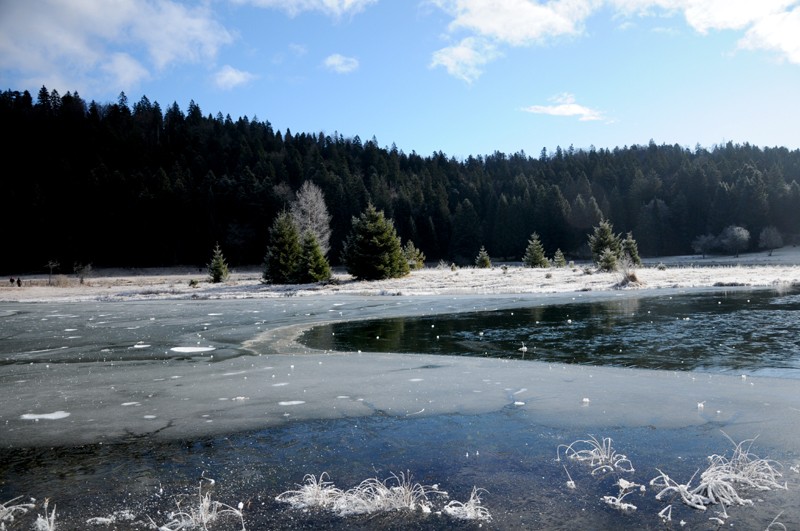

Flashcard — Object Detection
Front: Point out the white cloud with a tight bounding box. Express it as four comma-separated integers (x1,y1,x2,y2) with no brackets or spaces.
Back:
434,0,596,46
214,65,257,90
231,0,377,18
738,7,800,64
521,93,605,121
324,53,360,73
430,0,800,82
429,37,498,83
0,0,232,94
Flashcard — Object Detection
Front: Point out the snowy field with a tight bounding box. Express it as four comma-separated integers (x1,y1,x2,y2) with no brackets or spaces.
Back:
3,247,800,303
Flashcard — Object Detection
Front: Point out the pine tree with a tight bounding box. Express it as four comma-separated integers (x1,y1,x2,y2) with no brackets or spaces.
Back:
403,240,426,270
207,242,230,283
622,232,642,266
263,211,302,284
475,246,492,268
342,203,409,280
523,232,549,268
553,248,567,268
299,231,331,283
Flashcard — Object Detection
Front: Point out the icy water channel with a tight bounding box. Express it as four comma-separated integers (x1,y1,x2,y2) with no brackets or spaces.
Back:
301,286,800,379
1,288,799,530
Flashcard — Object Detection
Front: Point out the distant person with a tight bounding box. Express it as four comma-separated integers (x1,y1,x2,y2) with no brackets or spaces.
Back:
16,278,21,287
9,277,14,285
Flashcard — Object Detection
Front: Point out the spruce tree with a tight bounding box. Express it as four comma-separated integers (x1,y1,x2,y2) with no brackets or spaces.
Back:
475,246,492,268
207,242,229,283
523,232,549,268
342,203,409,280
299,231,332,283
403,240,426,270
553,248,567,268
588,219,622,264
263,211,302,284
622,231,642,266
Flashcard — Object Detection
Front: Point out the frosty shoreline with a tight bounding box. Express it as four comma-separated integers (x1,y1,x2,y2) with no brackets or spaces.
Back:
2,247,800,303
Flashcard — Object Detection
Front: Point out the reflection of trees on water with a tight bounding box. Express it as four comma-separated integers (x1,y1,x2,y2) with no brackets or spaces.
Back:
301,288,800,376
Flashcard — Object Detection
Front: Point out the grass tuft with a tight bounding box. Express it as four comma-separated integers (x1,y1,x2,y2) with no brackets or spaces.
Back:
149,479,245,531
650,432,787,515
557,435,635,475
442,487,492,522
0,496,36,527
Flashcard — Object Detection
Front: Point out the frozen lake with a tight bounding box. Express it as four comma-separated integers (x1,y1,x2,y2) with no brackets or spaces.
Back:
1,289,798,529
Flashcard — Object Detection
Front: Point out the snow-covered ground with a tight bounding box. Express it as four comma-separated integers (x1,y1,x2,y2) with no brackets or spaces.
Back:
3,247,800,303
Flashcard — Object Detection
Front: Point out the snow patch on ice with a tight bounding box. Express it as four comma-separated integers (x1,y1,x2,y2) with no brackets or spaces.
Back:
121,402,141,407
279,401,305,406
21,411,70,420
171,346,216,353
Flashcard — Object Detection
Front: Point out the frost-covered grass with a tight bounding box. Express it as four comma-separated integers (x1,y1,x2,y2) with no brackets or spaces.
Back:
556,435,635,475
148,480,245,531
442,487,492,522
276,471,490,522
33,499,56,531
0,496,35,529
650,433,787,523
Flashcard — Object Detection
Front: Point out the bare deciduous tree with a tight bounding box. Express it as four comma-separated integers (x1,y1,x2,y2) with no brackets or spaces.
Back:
290,181,332,257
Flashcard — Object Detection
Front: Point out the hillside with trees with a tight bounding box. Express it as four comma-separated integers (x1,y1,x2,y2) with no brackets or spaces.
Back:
3,87,800,275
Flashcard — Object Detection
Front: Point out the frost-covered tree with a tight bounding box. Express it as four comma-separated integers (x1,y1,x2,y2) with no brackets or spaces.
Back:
692,234,717,258
719,225,750,257
758,226,783,256
263,211,302,284
523,232,549,268
207,242,229,283
342,203,408,280
290,181,332,256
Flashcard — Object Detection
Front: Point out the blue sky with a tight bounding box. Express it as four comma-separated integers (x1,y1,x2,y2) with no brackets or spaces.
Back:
1,1,799,158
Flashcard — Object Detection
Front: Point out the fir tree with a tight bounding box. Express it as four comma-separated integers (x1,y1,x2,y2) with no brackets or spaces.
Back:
342,203,409,280
299,231,331,282
263,211,302,284
523,232,549,268
207,242,229,283
475,246,492,268
553,248,567,268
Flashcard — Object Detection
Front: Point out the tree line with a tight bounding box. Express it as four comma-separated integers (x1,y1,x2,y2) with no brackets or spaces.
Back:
3,86,800,275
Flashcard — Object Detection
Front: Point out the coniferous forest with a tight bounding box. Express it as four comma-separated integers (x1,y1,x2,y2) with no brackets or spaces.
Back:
3,87,800,275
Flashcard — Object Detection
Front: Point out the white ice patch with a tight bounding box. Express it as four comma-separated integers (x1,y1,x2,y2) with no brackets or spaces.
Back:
409,378,424,382
143,415,157,419
21,411,70,420
207,313,223,316
133,343,150,349
272,382,289,387
170,346,215,353
222,371,247,376
279,401,305,406
121,402,141,407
